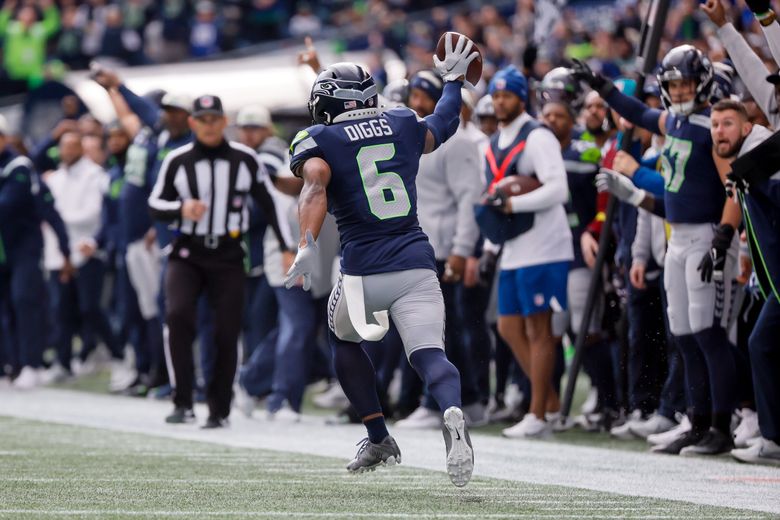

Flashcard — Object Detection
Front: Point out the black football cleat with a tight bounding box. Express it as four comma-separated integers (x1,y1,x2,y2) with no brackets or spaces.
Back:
346,436,401,473
680,428,733,456
652,430,704,455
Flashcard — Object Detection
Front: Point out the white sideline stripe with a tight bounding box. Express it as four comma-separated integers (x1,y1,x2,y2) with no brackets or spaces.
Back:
0,512,765,519
0,389,778,515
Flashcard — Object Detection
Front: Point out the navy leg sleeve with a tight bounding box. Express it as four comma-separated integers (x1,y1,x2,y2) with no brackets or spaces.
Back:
693,326,737,415
676,333,711,416
330,330,389,443
409,347,462,412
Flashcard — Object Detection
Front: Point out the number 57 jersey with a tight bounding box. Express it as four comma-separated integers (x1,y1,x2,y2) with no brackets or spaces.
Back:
290,107,436,276
661,109,725,224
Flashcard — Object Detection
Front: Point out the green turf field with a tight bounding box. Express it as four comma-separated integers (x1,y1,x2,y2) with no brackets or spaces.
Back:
0,416,770,520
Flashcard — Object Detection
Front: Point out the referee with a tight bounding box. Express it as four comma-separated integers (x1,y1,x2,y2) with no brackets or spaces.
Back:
149,94,291,428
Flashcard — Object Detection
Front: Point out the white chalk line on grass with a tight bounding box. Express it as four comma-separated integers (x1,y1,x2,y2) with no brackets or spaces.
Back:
1,389,779,515
0,511,767,519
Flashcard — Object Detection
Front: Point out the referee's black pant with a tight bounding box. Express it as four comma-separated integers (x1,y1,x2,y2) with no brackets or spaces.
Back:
165,237,245,419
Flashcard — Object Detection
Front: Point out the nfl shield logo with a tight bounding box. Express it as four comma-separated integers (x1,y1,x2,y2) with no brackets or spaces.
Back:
534,293,545,307
232,195,243,209
201,96,214,108
344,100,357,109
495,79,507,90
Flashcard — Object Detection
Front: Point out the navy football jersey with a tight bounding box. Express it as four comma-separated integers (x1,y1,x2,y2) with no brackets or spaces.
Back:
289,108,436,276
562,128,601,269
661,109,725,224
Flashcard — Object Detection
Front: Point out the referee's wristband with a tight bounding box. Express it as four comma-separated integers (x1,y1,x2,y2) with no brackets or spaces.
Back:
755,9,777,26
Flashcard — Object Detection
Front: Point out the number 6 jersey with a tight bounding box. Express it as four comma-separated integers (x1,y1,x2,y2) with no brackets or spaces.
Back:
290,107,436,276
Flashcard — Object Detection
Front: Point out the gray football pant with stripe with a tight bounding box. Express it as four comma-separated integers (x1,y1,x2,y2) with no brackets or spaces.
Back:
328,268,445,357
664,223,738,336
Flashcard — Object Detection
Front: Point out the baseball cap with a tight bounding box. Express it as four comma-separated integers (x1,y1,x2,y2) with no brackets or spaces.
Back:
161,92,193,112
0,114,8,136
192,94,224,117
409,70,444,102
488,65,528,103
236,105,271,128
766,72,780,85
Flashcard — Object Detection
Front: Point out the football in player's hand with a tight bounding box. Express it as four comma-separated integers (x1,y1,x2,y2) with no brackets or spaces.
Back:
435,31,483,87
495,175,542,197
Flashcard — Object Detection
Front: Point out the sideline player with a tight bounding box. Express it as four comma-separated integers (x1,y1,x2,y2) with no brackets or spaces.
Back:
573,45,740,455
285,34,477,487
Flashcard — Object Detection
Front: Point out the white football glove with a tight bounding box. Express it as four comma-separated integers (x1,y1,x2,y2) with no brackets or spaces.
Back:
433,33,480,87
284,230,318,291
596,168,646,207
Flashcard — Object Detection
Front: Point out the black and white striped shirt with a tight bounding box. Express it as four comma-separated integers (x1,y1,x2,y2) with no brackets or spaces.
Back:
148,139,291,250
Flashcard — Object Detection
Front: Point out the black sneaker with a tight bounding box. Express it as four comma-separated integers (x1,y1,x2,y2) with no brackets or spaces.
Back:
346,436,401,473
201,416,229,429
680,428,733,456
165,407,195,424
652,430,704,455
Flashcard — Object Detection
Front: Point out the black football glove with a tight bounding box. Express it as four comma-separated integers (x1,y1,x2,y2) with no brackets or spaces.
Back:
745,0,772,14
570,59,615,97
697,224,735,283
478,250,498,287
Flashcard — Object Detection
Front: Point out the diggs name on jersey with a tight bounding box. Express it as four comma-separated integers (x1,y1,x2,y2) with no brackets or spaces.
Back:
343,119,394,142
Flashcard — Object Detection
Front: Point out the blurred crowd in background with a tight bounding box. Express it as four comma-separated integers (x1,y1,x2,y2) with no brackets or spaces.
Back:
2,0,779,96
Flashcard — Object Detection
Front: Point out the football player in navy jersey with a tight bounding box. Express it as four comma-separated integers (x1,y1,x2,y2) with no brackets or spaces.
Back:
573,45,741,455
285,34,477,487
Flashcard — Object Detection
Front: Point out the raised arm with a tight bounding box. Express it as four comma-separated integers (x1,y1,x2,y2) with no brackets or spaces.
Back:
423,32,478,153
108,88,142,138
744,0,780,67
92,67,161,131
571,59,666,135
40,0,60,38
703,0,779,126
118,84,161,130
422,80,463,154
